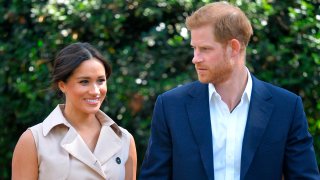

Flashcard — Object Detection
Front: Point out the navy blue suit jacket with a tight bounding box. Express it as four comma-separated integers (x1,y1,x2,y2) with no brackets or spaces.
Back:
140,76,319,180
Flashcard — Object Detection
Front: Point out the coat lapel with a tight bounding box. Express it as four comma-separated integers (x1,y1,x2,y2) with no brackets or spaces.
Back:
186,82,214,180
61,127,107,178
94,126,122,165
240,76,274,179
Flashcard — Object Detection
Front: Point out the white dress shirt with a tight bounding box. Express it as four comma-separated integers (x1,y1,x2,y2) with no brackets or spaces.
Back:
209,70,252,180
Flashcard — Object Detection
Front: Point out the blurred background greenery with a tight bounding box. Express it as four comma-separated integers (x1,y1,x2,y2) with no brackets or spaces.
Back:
0,0,319,178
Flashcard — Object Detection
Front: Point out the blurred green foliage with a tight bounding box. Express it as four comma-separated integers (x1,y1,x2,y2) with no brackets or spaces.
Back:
0,0,319,178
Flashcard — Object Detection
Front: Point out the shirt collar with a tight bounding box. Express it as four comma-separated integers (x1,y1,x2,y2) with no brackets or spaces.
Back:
208,68,252,102
42,104,119,136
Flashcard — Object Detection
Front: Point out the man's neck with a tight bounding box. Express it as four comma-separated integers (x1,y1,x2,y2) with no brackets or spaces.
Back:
215,67,248,112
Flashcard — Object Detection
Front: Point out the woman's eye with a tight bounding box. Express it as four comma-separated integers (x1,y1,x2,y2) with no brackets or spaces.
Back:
80,80,89,85
97,79,106,84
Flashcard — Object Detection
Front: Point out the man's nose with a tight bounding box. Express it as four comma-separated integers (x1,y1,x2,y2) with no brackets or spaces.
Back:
192,50,203,64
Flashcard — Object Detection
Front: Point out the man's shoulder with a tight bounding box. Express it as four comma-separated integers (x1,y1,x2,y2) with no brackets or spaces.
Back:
161,81,206,98
163,80,203,94
253,75,299,99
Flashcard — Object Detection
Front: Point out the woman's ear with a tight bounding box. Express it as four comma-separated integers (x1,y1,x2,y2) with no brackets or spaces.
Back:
58,81,66,94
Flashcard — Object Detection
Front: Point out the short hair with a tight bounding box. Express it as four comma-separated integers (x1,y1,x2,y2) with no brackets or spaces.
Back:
186,1,253,48
52,42,112,90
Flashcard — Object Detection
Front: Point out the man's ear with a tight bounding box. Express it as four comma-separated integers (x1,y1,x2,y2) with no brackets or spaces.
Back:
229,39,241,57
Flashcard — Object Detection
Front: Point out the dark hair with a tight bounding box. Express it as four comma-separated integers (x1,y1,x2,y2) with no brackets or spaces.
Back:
52,42,112,91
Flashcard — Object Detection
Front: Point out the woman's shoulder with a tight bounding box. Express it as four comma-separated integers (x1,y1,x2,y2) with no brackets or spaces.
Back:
28,122,44,138
119,126,133,141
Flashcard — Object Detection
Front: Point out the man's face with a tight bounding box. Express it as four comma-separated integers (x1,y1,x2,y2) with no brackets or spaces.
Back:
190,25,233,85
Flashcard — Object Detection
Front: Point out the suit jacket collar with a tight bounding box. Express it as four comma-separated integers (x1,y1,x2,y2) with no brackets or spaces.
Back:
240,75,274,179
186,81,214,180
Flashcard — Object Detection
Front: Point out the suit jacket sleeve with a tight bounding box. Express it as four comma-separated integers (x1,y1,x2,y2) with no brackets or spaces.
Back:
283,96,320,179
140,95,172,180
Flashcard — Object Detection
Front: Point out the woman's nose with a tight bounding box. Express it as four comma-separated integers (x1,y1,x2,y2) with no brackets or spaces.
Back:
89,84,100,95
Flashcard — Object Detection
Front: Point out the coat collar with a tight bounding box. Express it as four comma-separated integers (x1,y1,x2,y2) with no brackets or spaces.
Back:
42,104,121,137
42,104,71,136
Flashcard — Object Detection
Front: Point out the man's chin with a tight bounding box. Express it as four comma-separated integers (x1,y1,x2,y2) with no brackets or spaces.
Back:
198,77,210,84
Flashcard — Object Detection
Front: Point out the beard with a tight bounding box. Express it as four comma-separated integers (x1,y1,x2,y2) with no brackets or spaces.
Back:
196,52,233,85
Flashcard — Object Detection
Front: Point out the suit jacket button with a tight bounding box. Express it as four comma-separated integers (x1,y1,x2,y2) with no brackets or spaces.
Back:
116,157,121,164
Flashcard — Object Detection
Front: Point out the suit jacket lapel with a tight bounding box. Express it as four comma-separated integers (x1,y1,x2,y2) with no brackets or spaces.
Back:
186,82,214,180
240,76,274,180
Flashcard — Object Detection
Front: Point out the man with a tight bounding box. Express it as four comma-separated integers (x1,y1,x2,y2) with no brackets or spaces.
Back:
140,2,319,180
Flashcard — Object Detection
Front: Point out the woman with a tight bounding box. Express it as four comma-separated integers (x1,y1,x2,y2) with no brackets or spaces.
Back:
12,42,137,180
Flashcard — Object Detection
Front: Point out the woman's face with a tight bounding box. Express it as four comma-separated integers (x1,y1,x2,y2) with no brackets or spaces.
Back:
58,58,107,117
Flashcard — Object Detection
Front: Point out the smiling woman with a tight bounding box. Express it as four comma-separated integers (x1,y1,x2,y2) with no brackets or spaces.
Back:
11,42,137,180
58,58,108,120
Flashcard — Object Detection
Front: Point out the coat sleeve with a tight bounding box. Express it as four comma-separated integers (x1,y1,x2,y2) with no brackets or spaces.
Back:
139,95,172,180
283,96,320,179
